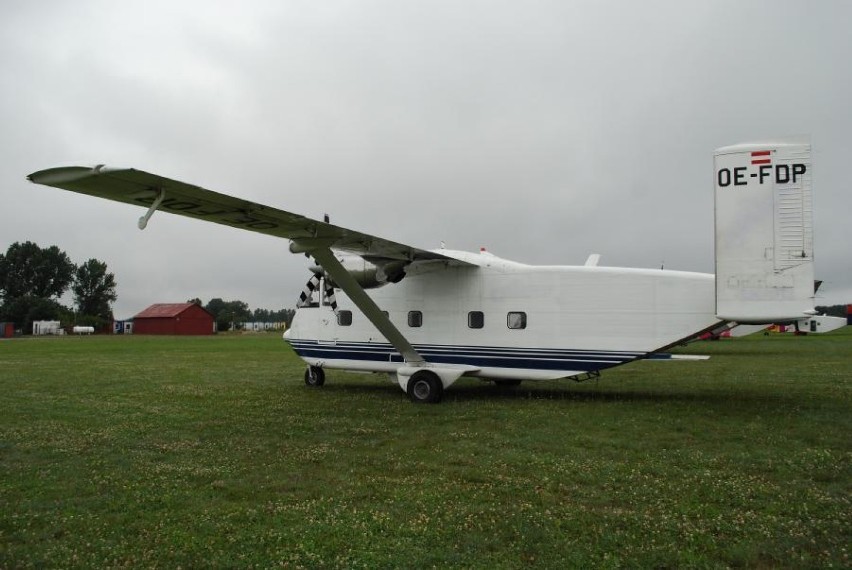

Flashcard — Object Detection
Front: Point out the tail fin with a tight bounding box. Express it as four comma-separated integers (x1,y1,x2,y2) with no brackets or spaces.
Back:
714,139,815,323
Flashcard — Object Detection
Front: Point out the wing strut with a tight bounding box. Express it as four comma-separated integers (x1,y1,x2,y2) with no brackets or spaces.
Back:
137,188,165,230
309,247,425,365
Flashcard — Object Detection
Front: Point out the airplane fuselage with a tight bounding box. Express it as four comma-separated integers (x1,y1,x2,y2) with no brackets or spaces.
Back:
286,250,719,381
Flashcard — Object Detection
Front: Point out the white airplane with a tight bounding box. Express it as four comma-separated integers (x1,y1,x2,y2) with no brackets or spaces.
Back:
28,139,819,403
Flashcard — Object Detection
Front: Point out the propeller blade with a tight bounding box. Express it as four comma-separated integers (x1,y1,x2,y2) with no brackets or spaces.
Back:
324,280,338,312
297,271,322,308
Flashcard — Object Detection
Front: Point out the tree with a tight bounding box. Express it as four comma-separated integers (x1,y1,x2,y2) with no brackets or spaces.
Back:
204,298,250,331
1,295,72,332
218,300,251,331
252,307,271,322
282,308,295,326
0,242,75,332
72,259,117,321
0,241,74,302
205,298,226,326
187,297,203,306
815,305,848,318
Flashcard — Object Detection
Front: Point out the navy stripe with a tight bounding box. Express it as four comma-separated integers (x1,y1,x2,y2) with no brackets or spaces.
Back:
288,340,643,358
287,340,643,372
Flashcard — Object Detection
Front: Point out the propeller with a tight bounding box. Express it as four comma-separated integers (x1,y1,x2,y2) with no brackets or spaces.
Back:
296,271,322,308
323,278,338,312
295,213,338,312
296,267,338,312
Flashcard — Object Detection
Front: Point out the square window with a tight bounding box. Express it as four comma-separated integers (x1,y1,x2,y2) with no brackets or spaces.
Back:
468,311,484,329
507,312,527,330
408,310,423,327
337,310,353,326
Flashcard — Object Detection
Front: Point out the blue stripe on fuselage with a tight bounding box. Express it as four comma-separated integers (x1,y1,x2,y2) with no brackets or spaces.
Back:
286,340,643,372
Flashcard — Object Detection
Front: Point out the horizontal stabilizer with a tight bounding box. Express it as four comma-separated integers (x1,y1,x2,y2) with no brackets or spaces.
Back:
794,315,846,334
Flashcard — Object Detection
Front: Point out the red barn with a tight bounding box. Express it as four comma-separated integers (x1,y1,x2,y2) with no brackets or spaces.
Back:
133,303,215,335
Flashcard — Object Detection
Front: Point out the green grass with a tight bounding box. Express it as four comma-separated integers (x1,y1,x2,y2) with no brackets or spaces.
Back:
1,330,850,568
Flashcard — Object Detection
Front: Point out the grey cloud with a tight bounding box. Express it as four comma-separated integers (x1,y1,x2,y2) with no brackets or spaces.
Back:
2,0,850,317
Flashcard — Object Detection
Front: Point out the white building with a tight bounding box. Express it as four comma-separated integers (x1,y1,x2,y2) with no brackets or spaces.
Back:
241,322,285,332
32,320,62,335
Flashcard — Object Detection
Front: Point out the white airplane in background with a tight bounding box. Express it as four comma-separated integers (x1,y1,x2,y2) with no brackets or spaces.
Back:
28,139,821,403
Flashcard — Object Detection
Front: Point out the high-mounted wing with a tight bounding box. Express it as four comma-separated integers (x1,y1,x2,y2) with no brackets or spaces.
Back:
27,165,468,266
28,164,481,366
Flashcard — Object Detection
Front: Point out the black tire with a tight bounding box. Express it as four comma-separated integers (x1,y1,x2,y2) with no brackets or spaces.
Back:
494,379,522,387
304,366,325,387
406,370,443,404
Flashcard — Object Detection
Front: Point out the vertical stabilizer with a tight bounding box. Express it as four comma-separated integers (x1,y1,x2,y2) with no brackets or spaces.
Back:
714,139,815,323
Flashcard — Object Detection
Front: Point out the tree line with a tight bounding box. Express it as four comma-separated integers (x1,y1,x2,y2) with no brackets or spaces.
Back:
815,305,850,318
0,242,297,334
187,298,295,332
0,241,117,333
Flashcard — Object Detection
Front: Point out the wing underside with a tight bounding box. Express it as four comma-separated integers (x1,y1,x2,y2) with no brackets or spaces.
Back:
27,165,469,266
28,164,472,366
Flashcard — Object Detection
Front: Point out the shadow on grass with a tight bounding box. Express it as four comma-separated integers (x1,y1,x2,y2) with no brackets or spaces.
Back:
448,384,802,409
305,377,802,409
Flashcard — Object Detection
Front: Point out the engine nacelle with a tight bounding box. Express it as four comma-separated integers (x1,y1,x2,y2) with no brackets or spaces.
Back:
312,256,407,290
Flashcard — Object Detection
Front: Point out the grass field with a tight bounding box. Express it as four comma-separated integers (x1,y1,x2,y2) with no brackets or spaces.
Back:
1,329,849,568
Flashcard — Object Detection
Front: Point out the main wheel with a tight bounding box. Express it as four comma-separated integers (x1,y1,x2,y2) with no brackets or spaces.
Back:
304,366,325,387
406,370,443,404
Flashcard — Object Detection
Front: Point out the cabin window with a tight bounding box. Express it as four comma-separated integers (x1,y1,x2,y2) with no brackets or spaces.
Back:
408,310,423,327
337,310,353,326
468,311,484,329
507,312,527,330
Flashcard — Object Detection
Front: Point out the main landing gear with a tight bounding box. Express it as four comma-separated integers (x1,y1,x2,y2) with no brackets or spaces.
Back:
304,365,459,404
406,370,444,404
304,365,325,387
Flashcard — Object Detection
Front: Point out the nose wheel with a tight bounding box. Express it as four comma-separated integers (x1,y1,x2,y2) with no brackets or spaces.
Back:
304,366,325,387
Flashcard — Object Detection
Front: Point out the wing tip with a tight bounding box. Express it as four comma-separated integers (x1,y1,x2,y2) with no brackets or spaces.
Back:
28,165,102,186
27,164,135,186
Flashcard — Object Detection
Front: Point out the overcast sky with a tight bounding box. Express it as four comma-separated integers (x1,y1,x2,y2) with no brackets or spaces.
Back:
2,0,850,318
